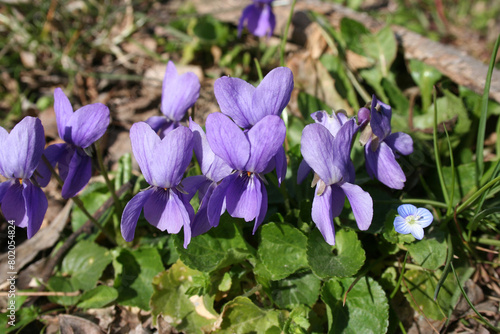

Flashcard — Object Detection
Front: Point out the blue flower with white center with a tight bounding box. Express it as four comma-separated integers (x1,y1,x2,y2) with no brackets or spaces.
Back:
394,204,433,240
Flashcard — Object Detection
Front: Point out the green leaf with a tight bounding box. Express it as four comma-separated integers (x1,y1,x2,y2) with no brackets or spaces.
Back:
71,182,112,231
151,260,218,333
113,246,164,310
402,269,455,320
77,286,118,309
270,271,321,309
218,296,282,334
47,276,80,306
297,91,331,120
174,215,254,273
307,228,365,278
321,276,389,334
320,54,359,110
407,231,447,270
258,223,308,280
414,90,471,138
285,305,312,333
408,60,442,112
61,240,113,291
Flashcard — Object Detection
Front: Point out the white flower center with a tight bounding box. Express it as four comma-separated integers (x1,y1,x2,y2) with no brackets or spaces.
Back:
405,215,420,225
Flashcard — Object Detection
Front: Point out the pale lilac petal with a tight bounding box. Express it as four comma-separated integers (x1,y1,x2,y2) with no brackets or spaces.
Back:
340,182,373,230
207,173,237,227
365,141,406,189
189,118,232,181
246,115,286,173
1,182,27,228
297,159,311,184
144,188,192,236
206,113,250,170
311,110,344,137
274,146,287,185
416,208,433,228
226,173,262,222
145,116,169,133
397,204,417,218
151,126,193,188
370,96,392,141
61,150,92,198
385,132,413,156
36,143,68,187
409,224,424,240
394,216,411,234
214,77,254,129
301,123,342,185
331,119,357,178
23,182,48,238
121,188,154,242
250,67,293,125
311,184,335,245
0,117,45,180
66,103,110,148
161,61,200,122
54,88,74,139
130,122,161,185
253,180,268,233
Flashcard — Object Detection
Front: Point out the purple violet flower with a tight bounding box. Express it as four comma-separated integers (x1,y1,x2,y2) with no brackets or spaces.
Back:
301,117,373,245
297,110,351,184
204,113,286,232
362,96,413,189
121,122,194,248
146,61,200,137
183,118,232,237
394,204,433,240
0,117,47,238
36,88,110,199
238,0,276,38
214,67,293,183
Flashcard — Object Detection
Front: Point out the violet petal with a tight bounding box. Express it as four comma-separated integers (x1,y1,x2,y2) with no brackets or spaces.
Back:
250,67,293,125
121,188,154,242
0,117,45,180
161,61,200,122
206,113,250,170
54,88,74,140
1,182,27,228
245,115,286,173
61,150,92,199
365,141,406,189
385,132,413,156
207,173,237,227
36,143,68,187
311,184,335,245
144,188,191,235
226,173,262,222
340,182,373,231
130,122,161,185
67,103,110,148
24,181,48,238
214,77,254,129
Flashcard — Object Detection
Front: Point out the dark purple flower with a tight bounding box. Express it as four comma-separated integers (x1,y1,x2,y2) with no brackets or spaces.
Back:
238,0,276,38
121,122,194,247
0,117,47,238
214,67,293,183
37,88,110,198
301,117,373,245
204,113,286,232
146,61,200,137
362,96,413,189
183,118,232,237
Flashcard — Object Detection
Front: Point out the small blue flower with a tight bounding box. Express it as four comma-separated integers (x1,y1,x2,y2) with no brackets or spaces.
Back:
394,204,433,240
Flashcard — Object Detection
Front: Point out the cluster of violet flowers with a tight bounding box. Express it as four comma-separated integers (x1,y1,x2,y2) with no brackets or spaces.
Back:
0,60,423,247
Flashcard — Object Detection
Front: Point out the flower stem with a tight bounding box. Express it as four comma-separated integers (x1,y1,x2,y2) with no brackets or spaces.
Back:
456,174,500,214
41,155,103,232
94,142,122,213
